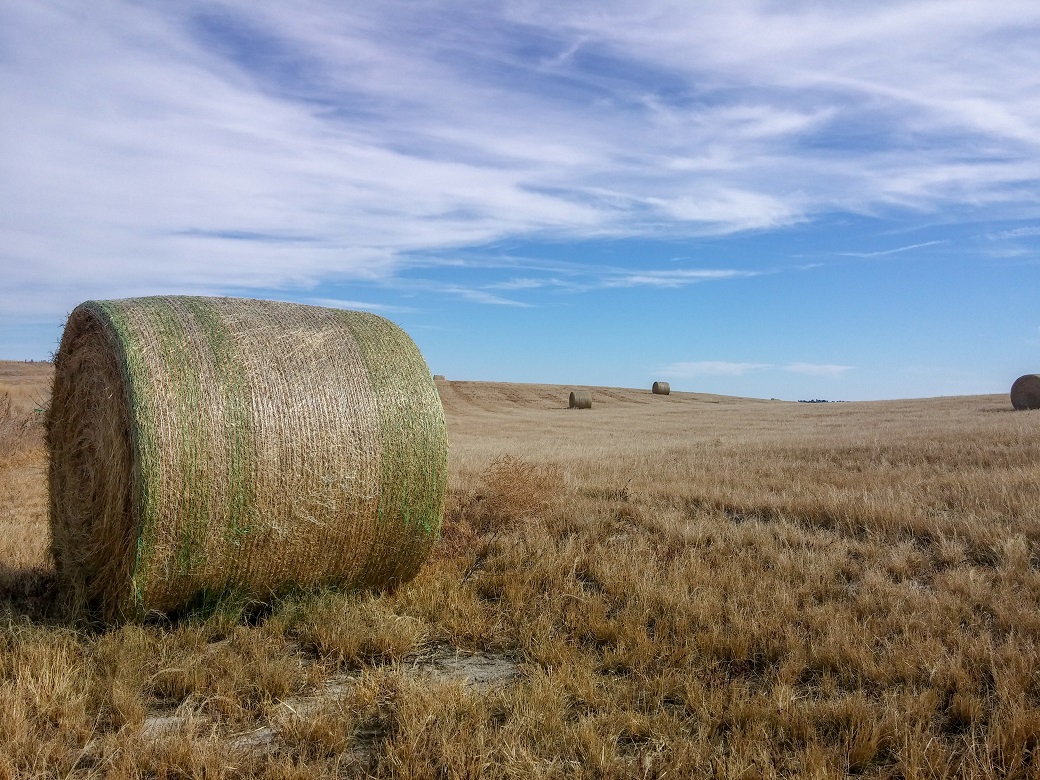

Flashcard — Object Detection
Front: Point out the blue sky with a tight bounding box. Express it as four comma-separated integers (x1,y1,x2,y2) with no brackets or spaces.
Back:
2,1,1039,400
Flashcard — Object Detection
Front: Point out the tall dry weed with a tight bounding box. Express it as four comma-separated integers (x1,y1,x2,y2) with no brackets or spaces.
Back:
0,390,38,457
468,454,563,532
437,455,563,560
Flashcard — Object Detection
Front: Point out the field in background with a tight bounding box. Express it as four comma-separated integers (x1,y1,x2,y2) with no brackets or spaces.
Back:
0,361,51,588
2,361,1039,778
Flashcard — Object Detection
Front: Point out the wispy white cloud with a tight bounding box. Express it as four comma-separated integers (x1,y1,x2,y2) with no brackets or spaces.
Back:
784,363,854,376
385,262,754,301
305,297,415,314
436,286,532,307
486,277,552,291
604,269,759,288
647,189,804,232
661,361,854,379
987,226,1040,240
2,1,1040,325
662,361,772,377
837,240,947,258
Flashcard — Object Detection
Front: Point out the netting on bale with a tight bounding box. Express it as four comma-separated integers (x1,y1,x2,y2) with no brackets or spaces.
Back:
47,296,448,622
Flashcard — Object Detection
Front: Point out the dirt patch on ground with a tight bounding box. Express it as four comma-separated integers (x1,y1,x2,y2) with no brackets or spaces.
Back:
138,644,519,756
416,645,519,687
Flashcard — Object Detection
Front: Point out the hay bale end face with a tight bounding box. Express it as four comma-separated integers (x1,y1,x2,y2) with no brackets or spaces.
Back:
47,296,447,622
1011,374,1040,410
652,381,670,395
568,390,592,409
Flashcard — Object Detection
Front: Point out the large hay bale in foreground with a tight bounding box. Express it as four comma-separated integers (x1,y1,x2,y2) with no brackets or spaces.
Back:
1011,374,1040,410
652,381,670,395
48,296,447,621
568,390,592,409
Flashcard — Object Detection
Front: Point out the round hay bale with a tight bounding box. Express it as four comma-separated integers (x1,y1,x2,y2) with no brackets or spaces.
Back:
47,296,447,622
568,390,592,409
1011,374,1040,410
652,381,670,395
433,374,445,380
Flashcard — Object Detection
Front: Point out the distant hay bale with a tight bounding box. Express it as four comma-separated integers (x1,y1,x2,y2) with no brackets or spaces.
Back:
568,390,592,409
433,374,445,380
1010,374,1040,410
652,381,670,395
47,296,447,622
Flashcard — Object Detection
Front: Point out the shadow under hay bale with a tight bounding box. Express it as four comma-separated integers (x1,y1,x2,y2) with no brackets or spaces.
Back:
651,381,670,395
1010,374,1040,410
0,565,57,622
568,390,592,409
47,296,447,623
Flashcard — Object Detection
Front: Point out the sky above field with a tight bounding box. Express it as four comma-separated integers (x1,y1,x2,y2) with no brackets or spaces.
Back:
2,1,1039,400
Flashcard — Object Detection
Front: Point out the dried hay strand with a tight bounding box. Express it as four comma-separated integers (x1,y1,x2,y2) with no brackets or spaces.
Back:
568,390,592,409
0,388,36,455
651,381,670,395
1010,374,1040,410
47,296,447,622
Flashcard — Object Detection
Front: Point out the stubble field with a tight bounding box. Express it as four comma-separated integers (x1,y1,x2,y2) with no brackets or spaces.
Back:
1,360,1039,778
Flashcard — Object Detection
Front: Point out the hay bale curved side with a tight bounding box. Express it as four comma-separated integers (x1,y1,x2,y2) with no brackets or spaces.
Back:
1011,374,1040,410
568,390,592,409
651,381,670,395
48,296,447,621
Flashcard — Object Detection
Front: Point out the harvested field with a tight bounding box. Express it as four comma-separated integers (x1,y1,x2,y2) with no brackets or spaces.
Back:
2,364,1040,778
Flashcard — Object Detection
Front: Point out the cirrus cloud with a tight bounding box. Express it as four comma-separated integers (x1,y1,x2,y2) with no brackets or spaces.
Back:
662,361,773,377
783,362,854,376
2,0,1040,366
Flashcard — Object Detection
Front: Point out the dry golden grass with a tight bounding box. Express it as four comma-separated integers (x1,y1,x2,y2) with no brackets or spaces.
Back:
2,363,1040,777
0,364,52,611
